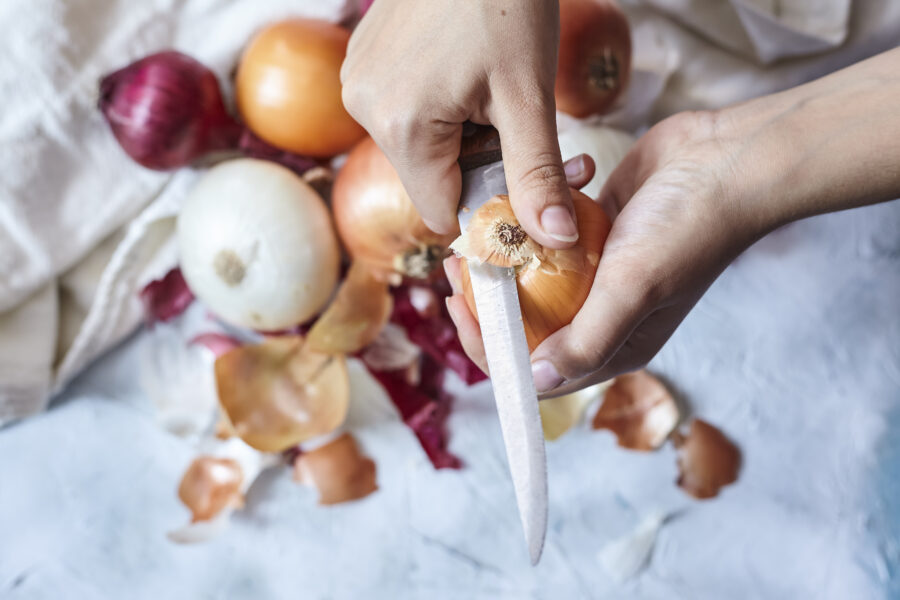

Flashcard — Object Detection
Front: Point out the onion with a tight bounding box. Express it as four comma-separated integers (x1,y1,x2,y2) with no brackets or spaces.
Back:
557,124,635,199
332,137,456,280
177,159,340,331
556,0,632,118
98,51,241,170
177,456,244,523
540,382,610,441
215,336,350,452
455,190,611,350
236,19,366,158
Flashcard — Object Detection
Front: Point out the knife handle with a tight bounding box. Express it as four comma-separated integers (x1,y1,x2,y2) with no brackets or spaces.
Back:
458,123,502,172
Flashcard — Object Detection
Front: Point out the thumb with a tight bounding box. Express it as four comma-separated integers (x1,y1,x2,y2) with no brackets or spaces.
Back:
492,96,578,249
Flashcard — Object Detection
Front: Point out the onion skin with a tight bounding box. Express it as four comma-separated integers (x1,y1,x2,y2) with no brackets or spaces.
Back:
98,51,241,170
459,189,611,350
556,0,632,118
332,137,456,279
236,19,366,158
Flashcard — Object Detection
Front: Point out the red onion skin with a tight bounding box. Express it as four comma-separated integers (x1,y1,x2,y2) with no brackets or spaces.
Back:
238,129,319,176
99,51,241,170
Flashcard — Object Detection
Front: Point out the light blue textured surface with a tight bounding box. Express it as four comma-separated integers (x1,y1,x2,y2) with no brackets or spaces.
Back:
1,201,899,599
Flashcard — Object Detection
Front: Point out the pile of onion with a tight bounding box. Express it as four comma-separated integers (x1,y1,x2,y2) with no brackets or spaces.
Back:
236,19,366,158
556,0,632,118
453,190,611,350
332,137,456,280
177,158,340,331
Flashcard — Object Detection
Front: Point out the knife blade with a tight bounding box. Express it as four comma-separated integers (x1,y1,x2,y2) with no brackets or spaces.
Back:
457,127,548,565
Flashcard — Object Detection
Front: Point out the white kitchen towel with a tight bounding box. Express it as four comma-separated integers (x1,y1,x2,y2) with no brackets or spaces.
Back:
1,0,898,425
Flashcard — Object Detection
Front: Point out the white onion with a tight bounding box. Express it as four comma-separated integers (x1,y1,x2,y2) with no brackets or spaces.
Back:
177,159,340,330
557,122,635,199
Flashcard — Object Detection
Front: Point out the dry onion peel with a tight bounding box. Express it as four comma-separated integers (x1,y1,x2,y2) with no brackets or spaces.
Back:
457,189,611,350
139,268,194,325
306,261,393,355
673,419,741,499
361,323,421,372
332,137,456,279
292,432,378,505
215,336,350,452
591,370,679,451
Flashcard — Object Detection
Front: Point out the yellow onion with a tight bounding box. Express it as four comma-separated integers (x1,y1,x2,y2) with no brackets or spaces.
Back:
215,336,349,452
306,261,393,354
332,136,456,280
456,190,611,350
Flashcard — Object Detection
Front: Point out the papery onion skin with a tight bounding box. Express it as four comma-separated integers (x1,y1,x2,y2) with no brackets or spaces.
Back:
293,433,378,504
459,189,611,350
99,51,241,170
306,261,393,354
215,336,350,453
332,137,457,279
177,159,340,331
236,19,365,158
556,0,632,118
177,456,244,522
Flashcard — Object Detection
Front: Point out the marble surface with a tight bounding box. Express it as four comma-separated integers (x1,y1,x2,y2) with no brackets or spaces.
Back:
2,200,900,599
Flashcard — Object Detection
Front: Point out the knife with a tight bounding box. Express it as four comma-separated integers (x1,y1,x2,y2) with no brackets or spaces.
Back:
457,124,548,565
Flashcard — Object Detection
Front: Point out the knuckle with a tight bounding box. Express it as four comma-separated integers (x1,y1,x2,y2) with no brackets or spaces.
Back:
515,157,568,194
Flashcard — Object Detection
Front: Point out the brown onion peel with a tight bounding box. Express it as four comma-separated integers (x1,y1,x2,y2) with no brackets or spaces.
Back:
306,261,393,354
293,433,378,504
332,137,456,279
591,370,679,451
214,336,350,452
673,419,741,499
177,456,244,522
457,189,611,350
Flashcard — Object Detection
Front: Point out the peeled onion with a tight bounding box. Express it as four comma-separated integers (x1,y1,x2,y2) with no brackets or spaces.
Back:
332,137,456,280
556,0,632,118
557,124,635,199
177,159,340,331
457,190,611,350
236,19,365,158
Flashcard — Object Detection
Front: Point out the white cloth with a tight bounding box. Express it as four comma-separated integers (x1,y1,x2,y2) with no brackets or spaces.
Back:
1,0,898,425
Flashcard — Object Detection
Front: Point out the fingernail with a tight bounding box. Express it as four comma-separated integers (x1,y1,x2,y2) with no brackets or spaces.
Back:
540,205,579,243
532,360,564,393
563,155,586,178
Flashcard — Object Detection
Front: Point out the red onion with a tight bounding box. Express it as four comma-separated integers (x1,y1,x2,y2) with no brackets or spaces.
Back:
238,129,319,176
98,51,241,170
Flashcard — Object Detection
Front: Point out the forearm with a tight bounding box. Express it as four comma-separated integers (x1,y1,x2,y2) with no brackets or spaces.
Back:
717,47,900,234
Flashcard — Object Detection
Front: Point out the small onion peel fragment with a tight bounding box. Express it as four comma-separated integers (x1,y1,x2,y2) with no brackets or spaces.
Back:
215,336,350,452
674,419,741,499
540,382,610,441
306,261,392,354
139,267,195,324
177,456,244,523
293,433,377,504
591,370,679,451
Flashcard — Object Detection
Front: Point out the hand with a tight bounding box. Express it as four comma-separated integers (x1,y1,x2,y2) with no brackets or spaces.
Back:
445,111,769,394
341,0,580,249
444,47,900,396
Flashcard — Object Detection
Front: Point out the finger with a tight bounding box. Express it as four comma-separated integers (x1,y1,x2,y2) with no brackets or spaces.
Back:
529,264,653,393
563,153,596,191
443,256,463,294
446,295,488,375
380,119,464,235
492,94,578,249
